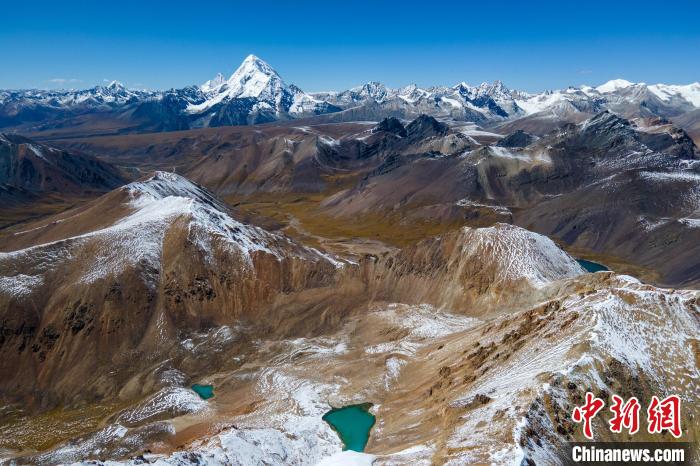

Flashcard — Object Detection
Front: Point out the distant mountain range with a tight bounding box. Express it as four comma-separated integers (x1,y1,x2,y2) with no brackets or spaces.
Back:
1,55,699,137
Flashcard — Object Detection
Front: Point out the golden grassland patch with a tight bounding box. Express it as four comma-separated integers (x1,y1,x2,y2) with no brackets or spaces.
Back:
0,400,130,452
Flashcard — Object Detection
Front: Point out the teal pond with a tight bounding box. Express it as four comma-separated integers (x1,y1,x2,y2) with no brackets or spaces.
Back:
576,259,609,273
191,384,214,400
322,403,376,452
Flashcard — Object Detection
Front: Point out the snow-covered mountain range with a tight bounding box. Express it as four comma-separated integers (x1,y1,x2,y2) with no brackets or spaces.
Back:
0,80,155,117
1,54,699,133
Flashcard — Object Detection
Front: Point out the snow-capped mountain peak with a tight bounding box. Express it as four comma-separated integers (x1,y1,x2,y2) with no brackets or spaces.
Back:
126,171,224,208
355,81,390,102
105,80,125,91
186,54,331,119
99,81,131,98
201,73,225,93
478,80,508,95
596,78,637,93
236,54,278,77
473,80,513,103
223,54,284,99
188,54,289,112
196,55,286,100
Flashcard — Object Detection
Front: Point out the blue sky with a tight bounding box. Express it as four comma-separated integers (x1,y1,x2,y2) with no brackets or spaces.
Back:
2,0,699,92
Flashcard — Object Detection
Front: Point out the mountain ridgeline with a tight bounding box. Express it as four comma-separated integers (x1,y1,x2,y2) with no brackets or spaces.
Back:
0,133,125,205
1,55,699,140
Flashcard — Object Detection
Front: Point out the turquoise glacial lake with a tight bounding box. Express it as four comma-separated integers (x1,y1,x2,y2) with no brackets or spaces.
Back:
322,403,376,452
191,384,214,400
576,259,609,273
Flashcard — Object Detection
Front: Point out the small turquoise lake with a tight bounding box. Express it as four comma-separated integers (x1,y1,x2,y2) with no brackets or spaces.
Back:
322,403,376,452
576,259,609,273
191,384,214,400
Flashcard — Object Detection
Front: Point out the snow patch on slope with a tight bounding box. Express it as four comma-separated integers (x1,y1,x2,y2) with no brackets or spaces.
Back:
0,274,43,297
446,275,699,465
364,303,480,357
515,91,570,115
317,451,376,466
639,170,700,183
487,146,551,163
461,224,584,288
648,82,700,107
0,172,289,292
120,372,345,466
115,387,209,426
